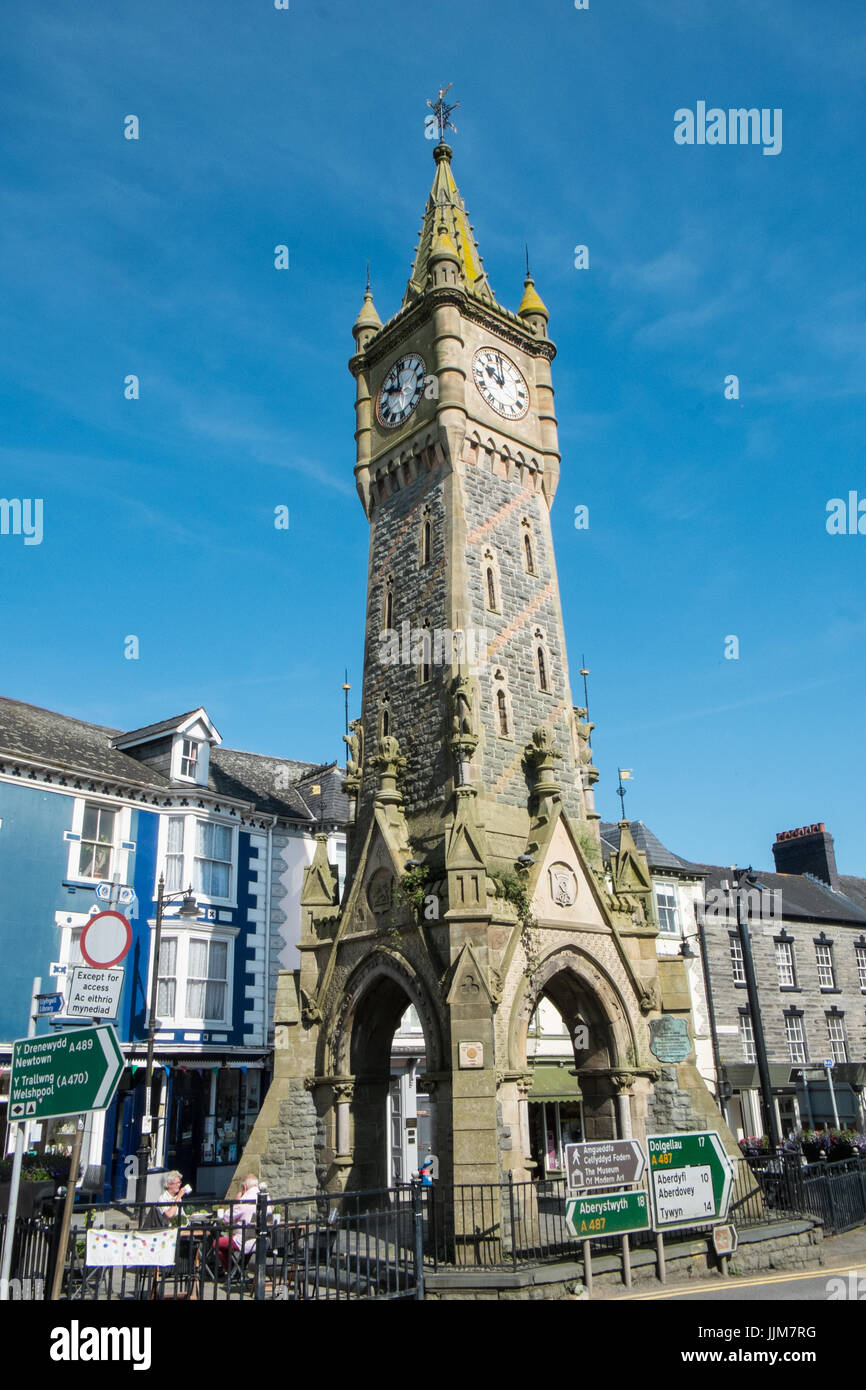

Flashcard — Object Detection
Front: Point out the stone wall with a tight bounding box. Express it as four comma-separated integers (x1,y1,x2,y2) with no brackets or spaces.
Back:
646,1064,706,1134
256,1080,324,1198
462,465,582,820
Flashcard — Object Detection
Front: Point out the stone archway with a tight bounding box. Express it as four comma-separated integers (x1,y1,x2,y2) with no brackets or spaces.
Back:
326,950,442,1192
507,946,640,1171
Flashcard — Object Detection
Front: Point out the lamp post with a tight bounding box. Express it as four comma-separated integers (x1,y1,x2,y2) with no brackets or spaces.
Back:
680,904,731,1111
733,867,781,1151
135,876,198,1206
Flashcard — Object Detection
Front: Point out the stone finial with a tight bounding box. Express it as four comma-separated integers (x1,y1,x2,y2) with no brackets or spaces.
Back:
524,726,562,797
373,734,407,808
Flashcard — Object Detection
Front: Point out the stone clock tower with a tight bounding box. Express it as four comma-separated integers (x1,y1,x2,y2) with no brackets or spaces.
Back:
240,106,736,1210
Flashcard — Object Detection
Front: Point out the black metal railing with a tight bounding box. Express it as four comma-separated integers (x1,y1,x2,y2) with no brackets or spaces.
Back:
1,1187,423,1302
5,1154,864,1295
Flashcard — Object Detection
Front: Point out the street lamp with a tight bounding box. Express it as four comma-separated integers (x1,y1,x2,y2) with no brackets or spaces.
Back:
680,918,731,1105
733,867,781,1151
135,876,198,1206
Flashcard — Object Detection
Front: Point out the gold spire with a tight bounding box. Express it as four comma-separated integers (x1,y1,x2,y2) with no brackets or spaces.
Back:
403,143,495,307
352,281,382,341
518,271,549,322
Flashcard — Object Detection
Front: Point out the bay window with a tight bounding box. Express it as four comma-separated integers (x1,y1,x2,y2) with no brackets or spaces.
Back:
160,815,235,903
154,930,233,1028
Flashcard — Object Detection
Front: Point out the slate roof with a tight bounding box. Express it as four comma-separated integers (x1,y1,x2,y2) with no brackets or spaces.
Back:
598,812,866,929
838,875,866,917
0,696,349,825
693,865,866,929
599,821,694,873
112,711,203,745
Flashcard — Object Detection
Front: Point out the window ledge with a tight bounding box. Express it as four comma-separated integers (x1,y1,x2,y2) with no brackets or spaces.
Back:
819,987,842,994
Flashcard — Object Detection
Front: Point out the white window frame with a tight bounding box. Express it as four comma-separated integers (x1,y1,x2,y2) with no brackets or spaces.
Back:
729,933,746,984
856,944,866,992
826,1013,848,1064
148,923,238,1031
775,939,796,989
740,1010,756,1064
156,813,237,907
654,882,679,935
170,731,211,786
784,1013,807,1065
815,942,836,990
65,799,132,884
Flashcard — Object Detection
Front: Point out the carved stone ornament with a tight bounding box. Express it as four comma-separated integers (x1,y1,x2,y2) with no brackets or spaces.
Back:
549,862,577,907
367,867,394,915
610,1071,637,1095
300,988,322,1027
638,983,659,1015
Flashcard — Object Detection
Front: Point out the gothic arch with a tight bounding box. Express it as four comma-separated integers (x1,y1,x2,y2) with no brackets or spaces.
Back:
507,944,638,1076
326,947,444,1080
323,948,444,1191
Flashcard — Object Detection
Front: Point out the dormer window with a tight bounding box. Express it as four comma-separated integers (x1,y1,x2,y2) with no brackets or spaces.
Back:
180,738,199,780
112,707,219,788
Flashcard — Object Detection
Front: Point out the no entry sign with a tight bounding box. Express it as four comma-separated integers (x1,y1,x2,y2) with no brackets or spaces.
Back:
80,911,132,968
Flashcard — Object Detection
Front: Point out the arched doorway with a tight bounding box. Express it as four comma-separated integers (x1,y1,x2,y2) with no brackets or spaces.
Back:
510,949,637,1177
329,954,440,1193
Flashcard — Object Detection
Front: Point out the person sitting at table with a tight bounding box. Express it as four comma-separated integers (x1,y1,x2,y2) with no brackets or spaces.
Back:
216,1172,261,1271
157,1170,191,1225
140,1169,189,1230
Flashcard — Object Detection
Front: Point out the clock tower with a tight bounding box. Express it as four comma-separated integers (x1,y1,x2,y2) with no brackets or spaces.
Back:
348,135,597,854
241,107,736,1208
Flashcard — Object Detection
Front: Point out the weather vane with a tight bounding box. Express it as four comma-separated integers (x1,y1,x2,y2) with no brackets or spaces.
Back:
427,84,459,143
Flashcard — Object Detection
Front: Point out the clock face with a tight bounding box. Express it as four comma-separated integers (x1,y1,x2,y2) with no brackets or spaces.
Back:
473,347,529,420
376,353,427,429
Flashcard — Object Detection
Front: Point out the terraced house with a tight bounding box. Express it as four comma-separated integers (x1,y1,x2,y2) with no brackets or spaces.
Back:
0,696,346,1198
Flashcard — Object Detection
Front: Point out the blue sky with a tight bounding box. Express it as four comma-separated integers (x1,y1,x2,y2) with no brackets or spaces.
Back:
1,1,864,874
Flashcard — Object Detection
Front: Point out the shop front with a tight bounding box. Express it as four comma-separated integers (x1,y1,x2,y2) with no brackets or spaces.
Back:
528,1063,584,1178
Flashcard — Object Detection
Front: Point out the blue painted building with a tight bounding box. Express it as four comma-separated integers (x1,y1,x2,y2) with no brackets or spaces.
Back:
0,697,346,1199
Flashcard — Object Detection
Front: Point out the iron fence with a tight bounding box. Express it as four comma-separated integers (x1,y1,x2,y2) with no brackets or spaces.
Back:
4,1154,864,1296
741,1153,866,1233
422,1157,813,1270
1,1187,423,1302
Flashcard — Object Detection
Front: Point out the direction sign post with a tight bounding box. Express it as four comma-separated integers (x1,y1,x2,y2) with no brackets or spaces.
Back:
647,1132,734,1232
565,1190,650,1238
8,1024,124,1121
36,993,63,1017
565,1139,646,1191
0,977,41,1302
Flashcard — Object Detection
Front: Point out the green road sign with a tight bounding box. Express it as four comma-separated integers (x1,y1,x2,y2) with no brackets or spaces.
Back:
8,1025,124,1121
646,1131,734,1231
565,1190,650,1239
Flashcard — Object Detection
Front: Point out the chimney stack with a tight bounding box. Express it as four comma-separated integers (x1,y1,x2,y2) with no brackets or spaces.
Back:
771,823,839,889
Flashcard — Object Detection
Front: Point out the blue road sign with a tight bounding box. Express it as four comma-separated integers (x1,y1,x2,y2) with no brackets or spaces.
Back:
37,994,63,1016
